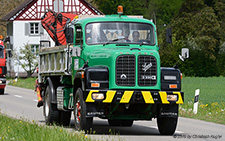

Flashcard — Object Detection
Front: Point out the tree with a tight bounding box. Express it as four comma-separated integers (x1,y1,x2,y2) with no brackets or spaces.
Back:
0,0,25,38
162,0,225,76
15,43,38,77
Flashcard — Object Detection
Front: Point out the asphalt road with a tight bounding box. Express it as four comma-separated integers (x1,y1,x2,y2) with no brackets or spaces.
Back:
1,85,225,141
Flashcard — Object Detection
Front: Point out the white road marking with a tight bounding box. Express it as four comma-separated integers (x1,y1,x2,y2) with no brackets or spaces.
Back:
14,95,23,98
33,100,38,102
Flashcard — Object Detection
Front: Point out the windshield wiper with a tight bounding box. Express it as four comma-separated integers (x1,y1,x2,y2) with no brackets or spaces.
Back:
103,37,126,46
139,41,149,46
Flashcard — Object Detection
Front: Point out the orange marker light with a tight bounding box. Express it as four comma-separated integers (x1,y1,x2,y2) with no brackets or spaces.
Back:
81,72,84,78
91,83,100,88
118,5,123,15
169,84,177,89
0,35,3,40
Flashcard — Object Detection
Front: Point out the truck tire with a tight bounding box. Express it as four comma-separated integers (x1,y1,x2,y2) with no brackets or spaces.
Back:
74,88,93,131
157,117,177,135
108,119,133,127
43,86,59,125
0,89,4,95
59,111,71,126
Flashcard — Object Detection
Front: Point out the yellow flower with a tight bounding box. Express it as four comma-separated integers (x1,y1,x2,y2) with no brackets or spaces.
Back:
20,121,22,123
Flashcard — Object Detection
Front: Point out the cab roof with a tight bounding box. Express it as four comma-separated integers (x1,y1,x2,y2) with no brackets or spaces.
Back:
75,15,155,28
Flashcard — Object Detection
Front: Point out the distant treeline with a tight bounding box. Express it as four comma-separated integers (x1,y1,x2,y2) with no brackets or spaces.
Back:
92,0,225,76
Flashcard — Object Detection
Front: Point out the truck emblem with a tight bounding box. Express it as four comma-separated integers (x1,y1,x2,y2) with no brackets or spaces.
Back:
142,63,152,72
120,74,127,80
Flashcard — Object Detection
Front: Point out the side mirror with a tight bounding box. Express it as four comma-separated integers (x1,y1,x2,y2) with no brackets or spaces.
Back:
179,48,189,61
65,27,74,44
166,28,172,44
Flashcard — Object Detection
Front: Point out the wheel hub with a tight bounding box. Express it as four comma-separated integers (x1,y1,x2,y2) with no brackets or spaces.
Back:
75,99,81,123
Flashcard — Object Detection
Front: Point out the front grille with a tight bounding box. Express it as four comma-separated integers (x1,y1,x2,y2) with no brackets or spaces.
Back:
116,55,135,86
138,55,157,86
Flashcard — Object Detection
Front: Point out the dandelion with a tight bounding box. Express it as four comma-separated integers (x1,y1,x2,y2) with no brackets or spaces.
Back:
60,129,63,132
20,121,22,123
85,134,88,139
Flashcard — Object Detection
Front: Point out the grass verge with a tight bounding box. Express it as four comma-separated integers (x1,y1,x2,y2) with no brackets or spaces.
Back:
7,77,37,90
0,113,89,141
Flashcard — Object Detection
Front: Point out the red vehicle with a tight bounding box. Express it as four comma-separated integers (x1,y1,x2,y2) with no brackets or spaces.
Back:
0,35,7,95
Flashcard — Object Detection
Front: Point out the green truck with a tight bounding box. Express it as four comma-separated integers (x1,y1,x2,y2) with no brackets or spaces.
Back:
38,8,188,135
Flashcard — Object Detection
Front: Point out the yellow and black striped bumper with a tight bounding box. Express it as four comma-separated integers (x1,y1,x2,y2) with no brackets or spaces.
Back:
85,90,183,104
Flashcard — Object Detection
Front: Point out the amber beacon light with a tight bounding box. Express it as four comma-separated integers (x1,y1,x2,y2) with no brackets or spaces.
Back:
118,5,123,15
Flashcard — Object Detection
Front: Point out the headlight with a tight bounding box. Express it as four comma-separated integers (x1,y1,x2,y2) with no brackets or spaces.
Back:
92,93,104,100
164,75,176,80
167,94,177,101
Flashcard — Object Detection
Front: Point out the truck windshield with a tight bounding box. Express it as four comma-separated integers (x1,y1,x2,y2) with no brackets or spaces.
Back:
0,46,4,58
85,22,155,45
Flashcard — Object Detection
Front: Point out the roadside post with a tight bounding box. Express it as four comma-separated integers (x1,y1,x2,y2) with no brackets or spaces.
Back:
193,89,200,114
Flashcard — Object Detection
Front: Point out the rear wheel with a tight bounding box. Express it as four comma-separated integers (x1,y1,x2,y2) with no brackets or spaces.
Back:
0,89,4,95
74,88,93,131
59,111,71,126
43,86,59,125
157,117,177,135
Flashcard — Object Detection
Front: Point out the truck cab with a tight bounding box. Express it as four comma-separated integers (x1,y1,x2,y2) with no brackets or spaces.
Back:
38,7,188,135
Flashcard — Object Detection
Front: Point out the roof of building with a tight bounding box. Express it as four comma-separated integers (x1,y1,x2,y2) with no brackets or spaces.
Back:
1,0,103,21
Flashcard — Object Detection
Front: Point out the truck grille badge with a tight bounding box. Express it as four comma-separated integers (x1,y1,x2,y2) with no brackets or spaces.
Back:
120,74,127,80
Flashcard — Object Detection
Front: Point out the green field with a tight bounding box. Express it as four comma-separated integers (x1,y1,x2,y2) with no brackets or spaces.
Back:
182,77,225,103
180,77,225,124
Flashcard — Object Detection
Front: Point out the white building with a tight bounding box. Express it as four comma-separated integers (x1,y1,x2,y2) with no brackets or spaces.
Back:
1,0,103,77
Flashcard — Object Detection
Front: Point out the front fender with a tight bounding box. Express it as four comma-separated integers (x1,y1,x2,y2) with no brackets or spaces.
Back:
45,77,57,104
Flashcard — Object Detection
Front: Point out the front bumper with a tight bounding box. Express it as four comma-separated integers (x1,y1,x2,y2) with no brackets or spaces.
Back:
85,90,184,104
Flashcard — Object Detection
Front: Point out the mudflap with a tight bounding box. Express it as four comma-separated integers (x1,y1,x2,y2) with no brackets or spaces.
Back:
158,104,178,118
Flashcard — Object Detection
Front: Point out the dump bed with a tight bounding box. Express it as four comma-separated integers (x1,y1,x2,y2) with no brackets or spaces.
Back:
39,45,71,76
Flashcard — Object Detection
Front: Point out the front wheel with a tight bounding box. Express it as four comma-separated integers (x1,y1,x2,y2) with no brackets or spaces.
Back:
157,117,177,135
74,88,93,131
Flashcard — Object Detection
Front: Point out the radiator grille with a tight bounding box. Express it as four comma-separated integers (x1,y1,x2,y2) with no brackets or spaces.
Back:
138,55,157,86
116,55,135,86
